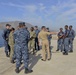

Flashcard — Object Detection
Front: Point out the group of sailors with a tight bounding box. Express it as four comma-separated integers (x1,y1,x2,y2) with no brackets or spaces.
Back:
2,23,75,74
56,25,75,55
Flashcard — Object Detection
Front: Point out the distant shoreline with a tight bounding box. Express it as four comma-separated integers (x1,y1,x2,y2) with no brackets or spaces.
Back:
0,30,4,47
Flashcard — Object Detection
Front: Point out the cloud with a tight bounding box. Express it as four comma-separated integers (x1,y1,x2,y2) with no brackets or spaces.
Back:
49,0,76,24
25,5,37,13
1,2,37,13
1,0,76,30
1,2,46,13
1,2,26,8
39,3,46,11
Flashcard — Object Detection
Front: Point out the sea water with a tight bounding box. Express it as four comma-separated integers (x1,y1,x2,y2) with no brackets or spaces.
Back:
0,30,4,47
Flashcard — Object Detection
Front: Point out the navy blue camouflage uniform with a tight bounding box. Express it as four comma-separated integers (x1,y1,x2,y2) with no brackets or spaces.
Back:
57,32,64,51
2,28,10,55
47,32,52,47
64,29,69,54
68,29,75,52
14,28,30,68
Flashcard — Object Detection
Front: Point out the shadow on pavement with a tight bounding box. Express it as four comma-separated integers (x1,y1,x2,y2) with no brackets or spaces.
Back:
29,54,42,69
20,54,42,71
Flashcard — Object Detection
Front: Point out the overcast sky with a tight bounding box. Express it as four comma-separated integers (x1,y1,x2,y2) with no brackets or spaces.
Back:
0,0,76,30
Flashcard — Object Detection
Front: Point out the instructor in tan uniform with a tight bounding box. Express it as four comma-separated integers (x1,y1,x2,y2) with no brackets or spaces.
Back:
38,26,56,61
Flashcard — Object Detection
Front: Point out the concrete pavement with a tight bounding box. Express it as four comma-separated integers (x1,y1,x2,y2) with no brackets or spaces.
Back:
0,39,76,75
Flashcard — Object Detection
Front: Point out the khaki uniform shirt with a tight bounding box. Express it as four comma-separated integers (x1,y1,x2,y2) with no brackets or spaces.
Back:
30,31,36,40
38,30,51,41
8,32,14,46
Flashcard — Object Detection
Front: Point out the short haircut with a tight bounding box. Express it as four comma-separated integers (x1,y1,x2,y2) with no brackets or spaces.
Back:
19,22,22,25
19,23,23,28
31,27,34,31
47,28,49,30
69,25,72,28
10,27,15,31
41,26,45,29
23,22,25,26
60,28,63,30
6,24,11,27
35,26,38,28
65,25,68,27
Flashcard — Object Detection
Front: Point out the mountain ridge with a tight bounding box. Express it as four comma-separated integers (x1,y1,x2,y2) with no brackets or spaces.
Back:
0,21,33,29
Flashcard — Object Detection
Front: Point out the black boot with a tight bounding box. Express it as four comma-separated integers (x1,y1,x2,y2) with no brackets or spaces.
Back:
65,52,68,55
63,52,68,55
48,58,51,61
63,52,66,55
15,68,20,73
56,49,59,51
69,50,73,53
11,60,15,64
25,68,33,74
6,53,9,57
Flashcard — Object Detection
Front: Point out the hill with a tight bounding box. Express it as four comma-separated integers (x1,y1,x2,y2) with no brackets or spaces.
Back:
0,21,59,32
0,21,33,29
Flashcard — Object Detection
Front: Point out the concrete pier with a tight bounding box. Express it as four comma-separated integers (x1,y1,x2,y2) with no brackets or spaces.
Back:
0,39,76,75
